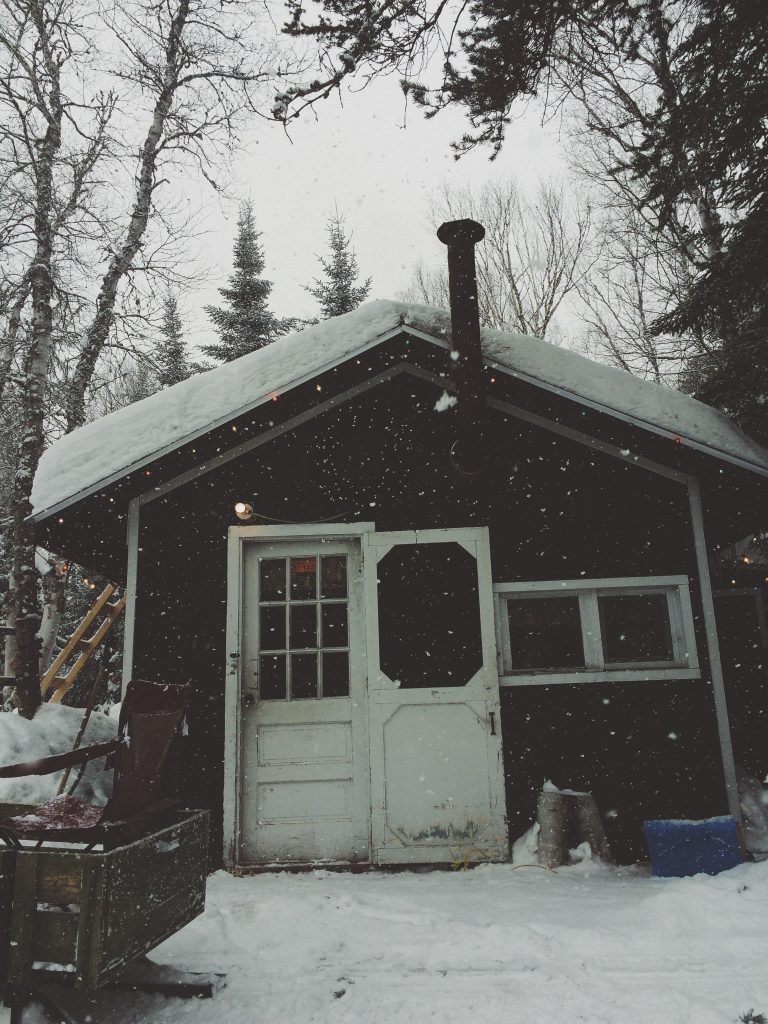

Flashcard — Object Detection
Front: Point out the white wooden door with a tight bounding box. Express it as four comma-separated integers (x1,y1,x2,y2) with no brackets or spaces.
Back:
239,538,369,865
363,527,508,864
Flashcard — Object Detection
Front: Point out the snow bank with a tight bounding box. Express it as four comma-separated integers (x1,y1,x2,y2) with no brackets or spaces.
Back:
31,299,768,517
38,860,768,1024
511,822,540,864
0,703,116,806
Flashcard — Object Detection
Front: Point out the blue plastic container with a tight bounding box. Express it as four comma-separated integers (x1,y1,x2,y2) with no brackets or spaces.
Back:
642,816,745,877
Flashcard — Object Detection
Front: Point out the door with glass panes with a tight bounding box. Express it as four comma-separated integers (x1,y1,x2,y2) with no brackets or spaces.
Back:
239,539,369,864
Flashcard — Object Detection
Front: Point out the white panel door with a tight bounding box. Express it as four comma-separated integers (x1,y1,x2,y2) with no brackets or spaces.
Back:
363,527,508,864
239,538,369,865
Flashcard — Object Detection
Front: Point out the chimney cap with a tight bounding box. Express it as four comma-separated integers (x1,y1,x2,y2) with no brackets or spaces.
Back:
437,218,485,246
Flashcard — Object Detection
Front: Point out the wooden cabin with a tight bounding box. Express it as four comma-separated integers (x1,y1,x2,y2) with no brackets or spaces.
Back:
30,237,768,869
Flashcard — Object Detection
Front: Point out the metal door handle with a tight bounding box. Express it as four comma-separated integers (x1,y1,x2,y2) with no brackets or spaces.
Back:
242,692,255,708
489,711,496,735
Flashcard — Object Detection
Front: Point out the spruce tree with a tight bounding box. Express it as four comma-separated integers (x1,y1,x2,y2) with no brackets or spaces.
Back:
647,2,768,444
156,295,191,387
203,202,291,362
123,358,157,405
305,210,372,319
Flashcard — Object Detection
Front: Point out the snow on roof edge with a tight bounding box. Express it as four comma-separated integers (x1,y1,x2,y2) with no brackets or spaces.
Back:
488,357,768,479
30,330,406,522
31,304,414,518
31,299,768,519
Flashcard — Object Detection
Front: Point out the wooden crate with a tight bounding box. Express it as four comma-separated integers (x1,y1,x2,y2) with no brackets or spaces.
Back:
0,808,208,992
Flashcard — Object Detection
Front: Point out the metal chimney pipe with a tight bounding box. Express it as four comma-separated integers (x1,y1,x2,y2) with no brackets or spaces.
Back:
437,218,487,474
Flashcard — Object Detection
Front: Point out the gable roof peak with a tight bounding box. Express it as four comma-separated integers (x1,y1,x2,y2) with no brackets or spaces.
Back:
31,299,768,519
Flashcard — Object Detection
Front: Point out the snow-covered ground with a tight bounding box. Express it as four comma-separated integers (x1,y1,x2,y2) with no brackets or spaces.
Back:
3,705,767,1021
11,859,768,1024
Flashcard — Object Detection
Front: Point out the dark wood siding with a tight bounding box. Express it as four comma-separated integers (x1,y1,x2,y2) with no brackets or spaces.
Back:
131,371,726,863
500,680,725,863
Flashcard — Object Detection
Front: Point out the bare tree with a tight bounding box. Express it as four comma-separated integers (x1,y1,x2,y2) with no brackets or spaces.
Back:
278,1,725,388
0,0,297,714
559,2,722,379
1,0,73,713
576,206,706,384
64,0,288,429
560,2,722,265
402,179,594,340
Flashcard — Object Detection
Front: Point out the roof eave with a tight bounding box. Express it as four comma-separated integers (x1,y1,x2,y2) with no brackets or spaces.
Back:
487,360,768,481
30,324,768,524
30,326,419,524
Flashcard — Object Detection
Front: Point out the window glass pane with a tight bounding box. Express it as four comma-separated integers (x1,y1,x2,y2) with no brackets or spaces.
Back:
260,605,285,651
377,542,482,688
291,653,317,699
322,652,349,697
321,555,347,599
506,597,584,671
290,557,317,600
260,654,286,699
321,604,348,648
260,558,285,601
599,593,673,663
290,604,317,649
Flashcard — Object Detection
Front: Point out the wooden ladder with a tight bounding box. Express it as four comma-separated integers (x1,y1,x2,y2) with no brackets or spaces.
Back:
40,584,126,704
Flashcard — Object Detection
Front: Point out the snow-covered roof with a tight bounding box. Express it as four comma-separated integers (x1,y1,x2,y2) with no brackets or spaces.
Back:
31,299,768,518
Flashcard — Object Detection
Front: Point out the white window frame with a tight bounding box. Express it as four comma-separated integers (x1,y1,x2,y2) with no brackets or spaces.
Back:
494,576,700,686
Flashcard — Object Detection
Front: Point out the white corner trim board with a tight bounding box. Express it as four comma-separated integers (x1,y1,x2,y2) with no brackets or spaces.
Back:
121,497,140,697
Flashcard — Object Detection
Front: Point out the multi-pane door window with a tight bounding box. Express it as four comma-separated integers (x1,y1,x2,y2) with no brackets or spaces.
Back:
258,554,350,699
494,576,700,685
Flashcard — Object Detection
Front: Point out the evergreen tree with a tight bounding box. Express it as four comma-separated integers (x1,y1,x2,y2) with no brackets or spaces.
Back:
285,1,768,441
305,210,372,319
647,2,768,444
123,358,157,405
203,202,292,362
156,295,191,387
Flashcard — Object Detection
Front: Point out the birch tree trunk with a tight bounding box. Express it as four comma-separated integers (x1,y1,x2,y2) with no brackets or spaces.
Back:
3,571,17,706
62,0,287,428
0,281,31,405
39,567,67,677
1,0,282,714
64,0,191,432
8,0,64,718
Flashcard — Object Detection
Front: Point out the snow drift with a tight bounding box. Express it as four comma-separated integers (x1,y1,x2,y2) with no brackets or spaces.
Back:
0,703,116,806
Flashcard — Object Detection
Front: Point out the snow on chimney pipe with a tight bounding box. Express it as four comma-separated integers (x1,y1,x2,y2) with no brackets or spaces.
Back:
437,218,487,474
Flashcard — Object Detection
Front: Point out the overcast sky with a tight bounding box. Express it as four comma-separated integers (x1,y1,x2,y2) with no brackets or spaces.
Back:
185,75,570,351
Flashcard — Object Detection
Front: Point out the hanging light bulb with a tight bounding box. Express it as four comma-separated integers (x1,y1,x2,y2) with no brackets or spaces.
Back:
234,502,254,521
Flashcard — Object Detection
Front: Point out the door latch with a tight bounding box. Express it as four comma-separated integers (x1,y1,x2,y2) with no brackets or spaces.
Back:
489,711,497,735
241,692,255,708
